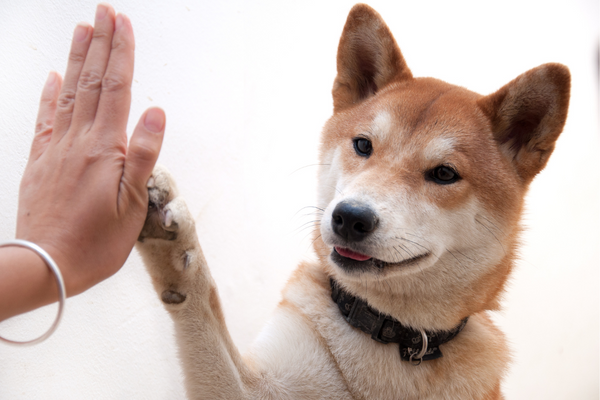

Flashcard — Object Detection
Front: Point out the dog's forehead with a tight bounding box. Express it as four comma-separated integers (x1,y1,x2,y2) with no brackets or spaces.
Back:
369,110,457,152
366,84,485,161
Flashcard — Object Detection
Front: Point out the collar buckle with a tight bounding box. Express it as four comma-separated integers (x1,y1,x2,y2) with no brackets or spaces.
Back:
370,314,388,343
408,329,428,366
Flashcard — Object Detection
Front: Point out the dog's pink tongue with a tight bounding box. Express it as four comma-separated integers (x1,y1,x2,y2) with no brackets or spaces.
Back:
335,246,371,261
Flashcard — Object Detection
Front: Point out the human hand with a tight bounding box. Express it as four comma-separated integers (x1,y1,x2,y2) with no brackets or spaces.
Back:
15,4,165,297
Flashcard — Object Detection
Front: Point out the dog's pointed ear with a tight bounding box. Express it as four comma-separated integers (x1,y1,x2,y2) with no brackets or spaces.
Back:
332,4,412,112
477,63,571,183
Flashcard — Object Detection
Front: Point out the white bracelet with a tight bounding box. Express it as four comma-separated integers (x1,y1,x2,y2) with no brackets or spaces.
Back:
0,239,66,346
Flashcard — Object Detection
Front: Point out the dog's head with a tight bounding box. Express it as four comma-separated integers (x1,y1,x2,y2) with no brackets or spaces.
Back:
315,4,570,329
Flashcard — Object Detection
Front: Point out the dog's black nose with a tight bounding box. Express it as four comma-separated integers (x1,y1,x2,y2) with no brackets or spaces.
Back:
331,200,378,242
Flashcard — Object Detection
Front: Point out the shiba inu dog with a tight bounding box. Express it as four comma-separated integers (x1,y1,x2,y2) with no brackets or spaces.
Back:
136,4,570,399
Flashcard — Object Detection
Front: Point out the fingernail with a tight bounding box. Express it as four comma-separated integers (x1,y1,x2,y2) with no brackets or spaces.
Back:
115,14,123,31
96,3,109,20
144,108,165,133
45,72,57,88
74,22,90,42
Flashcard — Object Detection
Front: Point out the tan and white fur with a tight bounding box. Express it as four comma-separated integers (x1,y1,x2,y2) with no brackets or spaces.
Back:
136,4,570,399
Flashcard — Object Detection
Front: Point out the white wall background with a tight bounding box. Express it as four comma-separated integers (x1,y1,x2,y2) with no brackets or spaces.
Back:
0,0,597,398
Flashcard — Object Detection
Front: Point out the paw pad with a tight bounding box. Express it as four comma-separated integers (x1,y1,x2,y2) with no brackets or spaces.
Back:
161,289,186,304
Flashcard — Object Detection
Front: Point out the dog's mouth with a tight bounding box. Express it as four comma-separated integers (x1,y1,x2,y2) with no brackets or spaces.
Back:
332,246,429,271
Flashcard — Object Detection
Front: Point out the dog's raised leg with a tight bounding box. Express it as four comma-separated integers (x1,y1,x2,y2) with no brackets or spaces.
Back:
136,166,255,400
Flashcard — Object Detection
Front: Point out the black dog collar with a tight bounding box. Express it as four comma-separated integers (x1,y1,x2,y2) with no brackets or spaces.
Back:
330,278,468,364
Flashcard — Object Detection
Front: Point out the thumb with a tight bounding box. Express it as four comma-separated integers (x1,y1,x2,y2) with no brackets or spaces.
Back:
123,107,166,196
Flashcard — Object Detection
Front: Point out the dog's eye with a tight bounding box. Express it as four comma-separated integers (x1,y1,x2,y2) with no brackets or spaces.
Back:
353,138,372,157
429,166,460,184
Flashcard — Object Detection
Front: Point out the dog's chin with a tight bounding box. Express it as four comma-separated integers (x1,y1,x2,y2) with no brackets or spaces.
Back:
330,246,430,274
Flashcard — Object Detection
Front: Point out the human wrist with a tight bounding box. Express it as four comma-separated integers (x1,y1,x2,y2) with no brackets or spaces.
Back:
0,244,60,321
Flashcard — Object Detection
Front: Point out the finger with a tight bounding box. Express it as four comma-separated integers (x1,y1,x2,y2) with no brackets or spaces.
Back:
52,22,93,141
93,13,135,142
121,108,166,209
69,3,116,132
29,72,63,163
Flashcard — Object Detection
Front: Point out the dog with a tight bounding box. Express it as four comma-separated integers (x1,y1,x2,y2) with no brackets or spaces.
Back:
136,4,570,399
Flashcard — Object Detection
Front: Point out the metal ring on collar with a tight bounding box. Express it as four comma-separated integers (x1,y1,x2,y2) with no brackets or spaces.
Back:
0,240,66,346
409,329,428,366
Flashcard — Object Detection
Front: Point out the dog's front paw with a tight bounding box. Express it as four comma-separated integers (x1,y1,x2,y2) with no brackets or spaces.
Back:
138,165,183,242
136,166,202,306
